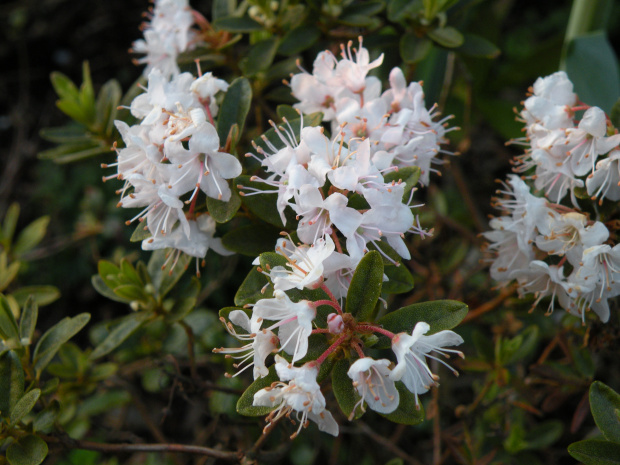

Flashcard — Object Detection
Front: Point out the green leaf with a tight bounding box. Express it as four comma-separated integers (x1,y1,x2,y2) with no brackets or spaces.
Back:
120,259,144,287
342,1,385,17
0,351,24,418
13,217,49,256
207,190,242,224
387,0,419,22
39,125,92,144
458,34,500,59
568,439,620,465
503,326,539,365
0,259,21,293
97,260,121,288
95,79,121,136
6,435,48,465
33,313,91,375
222,223,282,256
130,223,151,242
217,77,252,145
590,381,620,443
19,296,38,344
375,300,468,349
522,420,563,450
345,251,384,322
147,250,191,299
11,286,60,307
383,264,414,294
91,275,130,303
37,141,109,164
234,267,271,306
236,365,279,416
212,0,235,19
611,98,620,129
2,203,20,246
214,16,263,32
565,32,620,113
112,284,147,302
164,278,200,323
236,175,285,228
90,312,150,360
33,400,60,433
277,25,321,56
0,294,19,341
332,359,362,420
10,389,41,424
379,382,425,425
400,35,433,64
50,71,80,103
241,38,279,76
428,27,464,48
383,166,421,201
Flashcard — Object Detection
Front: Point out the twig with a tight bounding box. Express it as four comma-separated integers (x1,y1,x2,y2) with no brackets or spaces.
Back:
42,435,240,461
462,283,517,323
357,422,425,465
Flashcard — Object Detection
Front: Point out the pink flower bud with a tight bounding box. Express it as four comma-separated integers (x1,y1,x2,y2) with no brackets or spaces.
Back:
327,313,344,334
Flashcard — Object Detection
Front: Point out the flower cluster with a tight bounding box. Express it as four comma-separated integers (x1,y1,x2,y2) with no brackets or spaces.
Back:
484,72,620,323
105,67,238,268
215,40,464,438
290,38,455,185
131,0,199,79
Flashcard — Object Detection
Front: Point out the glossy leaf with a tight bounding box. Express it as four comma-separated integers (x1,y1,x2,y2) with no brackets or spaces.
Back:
375,300,468,349
428,27,464,48
234,267,271,306
379,382,425,425
590,381,620,443
217,77,252,144
19,296,38,344
91,275,130,303
33,313,91,375
6,435,48,465
90,312,150,360
458,34,501,58
11,286,60,307
241,38,279,76
278,25,321,56
222,223,282,256
0,351,24,418
345,251,384,322
236,175,285,228
568,439,620,465
400,34,433,64
382,264,414,294
332,359,363,420
565,32,620,113
10,389,41,424
214,16,263,32
236,365,279,416
0,294,19,341
207,190,242,223
13,216,50,256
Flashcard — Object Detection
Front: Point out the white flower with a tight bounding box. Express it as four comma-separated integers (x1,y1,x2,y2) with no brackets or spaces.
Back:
347,357,399,416
252,291,316,362
269,236,335,291
389,322,464,406
587,150,620,203
253,355,339,438
214,310,279,379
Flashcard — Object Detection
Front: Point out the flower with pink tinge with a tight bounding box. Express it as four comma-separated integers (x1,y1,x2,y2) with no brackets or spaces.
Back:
347,357,399,416
389,322,464,406
253,355,339,438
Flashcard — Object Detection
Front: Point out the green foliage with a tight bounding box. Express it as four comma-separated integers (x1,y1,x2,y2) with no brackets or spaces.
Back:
379,382,425,425
6,435,48,465
331,359,362,420
0,351,24,418
236,365,279,416
375,300,468,348
345,251,384,321
216,77,252,146
590,382,620,443
568,440,620,465
40,62,120,163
